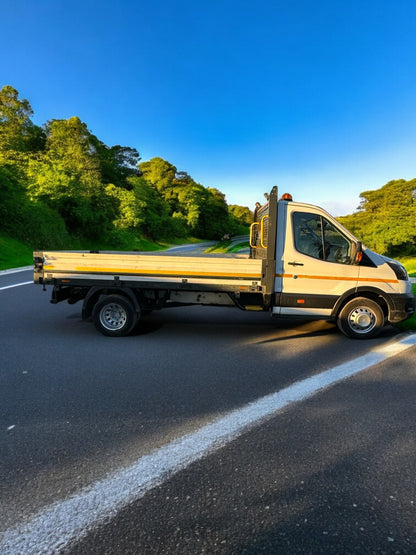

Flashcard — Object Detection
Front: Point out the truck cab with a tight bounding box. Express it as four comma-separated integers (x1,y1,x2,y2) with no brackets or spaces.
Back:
250,188,415,338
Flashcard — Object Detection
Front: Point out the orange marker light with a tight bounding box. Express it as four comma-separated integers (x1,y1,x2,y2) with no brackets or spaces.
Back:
280,193,293,201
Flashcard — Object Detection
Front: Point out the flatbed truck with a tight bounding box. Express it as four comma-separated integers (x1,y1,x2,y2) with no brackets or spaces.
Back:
33,187,415,339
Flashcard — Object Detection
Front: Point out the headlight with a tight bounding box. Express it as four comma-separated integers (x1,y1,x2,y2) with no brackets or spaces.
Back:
387,261,409,281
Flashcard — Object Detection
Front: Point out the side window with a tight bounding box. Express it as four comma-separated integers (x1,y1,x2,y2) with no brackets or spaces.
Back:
322,219,352,263
293,212,323,259
293,212,352,264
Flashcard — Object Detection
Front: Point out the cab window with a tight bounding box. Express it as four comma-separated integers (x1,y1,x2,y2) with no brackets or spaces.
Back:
293,212,352,263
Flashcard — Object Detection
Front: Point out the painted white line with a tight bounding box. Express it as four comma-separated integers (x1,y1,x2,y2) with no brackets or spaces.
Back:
0,266,32,275
0,281,32,291
1,334,415,554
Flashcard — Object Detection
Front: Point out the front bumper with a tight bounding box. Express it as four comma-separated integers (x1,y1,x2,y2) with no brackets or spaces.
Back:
388,292,416,323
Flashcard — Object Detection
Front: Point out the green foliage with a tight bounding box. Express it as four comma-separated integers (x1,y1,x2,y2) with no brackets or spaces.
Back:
0,85,266,258
139,157,176,195
16,200,70,249
139,157,236,239
228,204,253,226
93,228,167,252
205,239,249,254
0,164,25,217
130,176,176,238
227,204,253,235
338,179,416,256
0,233,33,269
99,145,140,188
26,117,117,238
197,188,230,239
0,85,45,153
105,184,143,229
228,241,250,253
105,176,180,239
0,163,70,249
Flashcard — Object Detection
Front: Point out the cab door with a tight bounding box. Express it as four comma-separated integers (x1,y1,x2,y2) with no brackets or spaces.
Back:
274,205,359,317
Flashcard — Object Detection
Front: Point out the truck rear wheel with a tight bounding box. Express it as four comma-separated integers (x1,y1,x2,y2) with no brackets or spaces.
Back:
93,295,138,337
337,297,384,339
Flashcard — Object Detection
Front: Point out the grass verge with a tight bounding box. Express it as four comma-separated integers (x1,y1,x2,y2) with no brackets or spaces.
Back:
205,240,250,254
228,241,250,253
0,234,33,270
205,240,232,253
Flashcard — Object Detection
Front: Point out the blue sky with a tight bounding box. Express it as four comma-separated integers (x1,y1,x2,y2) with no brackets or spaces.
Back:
1,0,415,215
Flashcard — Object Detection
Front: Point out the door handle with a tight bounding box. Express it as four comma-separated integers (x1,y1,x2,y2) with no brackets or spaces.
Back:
288,261,304,266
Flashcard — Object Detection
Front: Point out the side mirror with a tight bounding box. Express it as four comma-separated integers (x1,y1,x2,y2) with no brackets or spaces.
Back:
352,241,363,265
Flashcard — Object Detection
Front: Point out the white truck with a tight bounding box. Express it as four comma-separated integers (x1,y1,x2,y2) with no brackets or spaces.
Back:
33,187,415,339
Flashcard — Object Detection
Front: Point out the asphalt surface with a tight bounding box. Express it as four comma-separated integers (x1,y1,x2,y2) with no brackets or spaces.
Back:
71,348,416,555
1,267,416,554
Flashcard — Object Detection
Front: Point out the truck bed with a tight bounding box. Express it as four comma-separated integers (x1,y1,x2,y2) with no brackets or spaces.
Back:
34,251,264,290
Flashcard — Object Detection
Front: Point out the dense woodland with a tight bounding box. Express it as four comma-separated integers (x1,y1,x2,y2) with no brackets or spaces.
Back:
0,85,415,256
338,178,416,257
0,85,252,250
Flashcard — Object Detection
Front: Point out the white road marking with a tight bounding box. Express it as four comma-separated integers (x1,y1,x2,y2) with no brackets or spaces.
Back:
0,266,32,275
0,281,32,291
1,334,415,554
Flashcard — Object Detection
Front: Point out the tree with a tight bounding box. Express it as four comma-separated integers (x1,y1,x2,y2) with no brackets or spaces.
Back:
139,157,235,238
105,182,145,231
0,164,70,248
1,86,258,247
228,204,253,227
139,157,176,195
27,117,114,237
196,188,230,239
0,85,45,154
44,117,101,184
99,144,141,188
338,179,416,256
0,164,25,227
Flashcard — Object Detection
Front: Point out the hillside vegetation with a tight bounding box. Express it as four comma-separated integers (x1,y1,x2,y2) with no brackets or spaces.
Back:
0,85,252,259
338,178,416,258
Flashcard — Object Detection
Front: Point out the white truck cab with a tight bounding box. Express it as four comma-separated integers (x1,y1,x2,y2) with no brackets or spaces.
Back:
34,187,415,338
252,192,414,338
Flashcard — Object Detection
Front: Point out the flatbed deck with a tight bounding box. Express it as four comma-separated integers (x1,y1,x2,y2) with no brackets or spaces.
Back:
34,251,264,290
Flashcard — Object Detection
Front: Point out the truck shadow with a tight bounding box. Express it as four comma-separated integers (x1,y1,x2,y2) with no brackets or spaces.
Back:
256,321,401,344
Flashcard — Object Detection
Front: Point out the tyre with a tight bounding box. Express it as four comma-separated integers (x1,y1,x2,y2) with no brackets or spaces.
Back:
92,295,139,337
337,297,384,339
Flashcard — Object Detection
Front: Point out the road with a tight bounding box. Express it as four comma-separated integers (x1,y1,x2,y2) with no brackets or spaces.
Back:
1,267,416,554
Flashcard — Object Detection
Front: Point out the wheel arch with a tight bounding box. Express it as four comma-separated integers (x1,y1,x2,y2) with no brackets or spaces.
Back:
82,286,141,320
332,287,390,320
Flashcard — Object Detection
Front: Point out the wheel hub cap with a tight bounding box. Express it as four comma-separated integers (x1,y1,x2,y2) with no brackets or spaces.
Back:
100,304,127,330
349,307,375,333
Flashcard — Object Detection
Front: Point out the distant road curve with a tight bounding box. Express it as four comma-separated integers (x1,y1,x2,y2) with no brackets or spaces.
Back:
165,242,216,254
0,266,32,275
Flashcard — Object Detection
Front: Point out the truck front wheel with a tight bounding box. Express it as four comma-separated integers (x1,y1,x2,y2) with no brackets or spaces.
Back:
337,297,384,339
93,295,138,337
